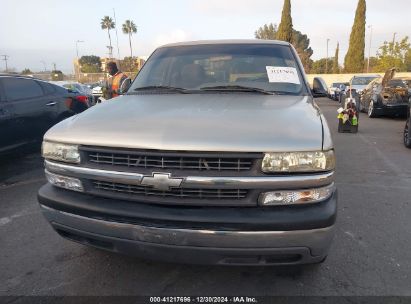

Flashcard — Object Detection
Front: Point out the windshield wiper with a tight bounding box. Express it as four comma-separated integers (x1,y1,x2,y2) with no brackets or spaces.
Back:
133,85,190,93
199,85,276,95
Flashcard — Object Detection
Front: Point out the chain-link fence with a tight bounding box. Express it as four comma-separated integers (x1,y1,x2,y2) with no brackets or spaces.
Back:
77,72,138,84
28,72,138,84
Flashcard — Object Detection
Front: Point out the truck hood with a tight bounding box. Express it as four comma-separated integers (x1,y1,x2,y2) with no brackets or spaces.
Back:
45,94,324,152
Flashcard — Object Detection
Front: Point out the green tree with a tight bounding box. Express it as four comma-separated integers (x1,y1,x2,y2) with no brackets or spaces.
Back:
122,20,138,58
405,49,411,72
79,55,102,73
311,58,334,74
344,0,366,72
120,56,139,72
51,70,64,81
363,56,379,72
101,16,115,57
255,24,313,72
374,36,410,72
276,0,293,43
255,23,277,40
332,43,340,73
21,68,32,74
292,30,313,73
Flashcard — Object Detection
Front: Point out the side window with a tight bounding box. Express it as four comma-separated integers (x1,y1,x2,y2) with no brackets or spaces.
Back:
39,82,56,95
3,77,44,101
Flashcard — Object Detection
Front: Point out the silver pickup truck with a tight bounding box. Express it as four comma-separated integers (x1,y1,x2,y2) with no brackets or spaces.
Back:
38,40,336,266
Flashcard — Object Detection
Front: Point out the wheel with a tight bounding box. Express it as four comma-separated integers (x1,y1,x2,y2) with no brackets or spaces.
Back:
368,100,377,118
404,118,411,148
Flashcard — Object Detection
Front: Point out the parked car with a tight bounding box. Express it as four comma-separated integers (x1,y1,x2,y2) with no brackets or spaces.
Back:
0,74,88,154
91,82,104,103
51,81,93,106
38,40,337,266
339,75,380,108
397,77,411,96
350,74,381,95
404,103,411,148
359,69,409,118
336,82,350,103
328,82,345,100
312,77,328,97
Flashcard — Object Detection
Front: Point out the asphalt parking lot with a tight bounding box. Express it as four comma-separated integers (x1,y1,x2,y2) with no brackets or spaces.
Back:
1,97,411,296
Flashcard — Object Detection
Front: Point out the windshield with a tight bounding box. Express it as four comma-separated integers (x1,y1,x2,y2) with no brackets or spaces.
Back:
388,80,407,88
131,43,308,95
352,77,378,86
331,82,344,87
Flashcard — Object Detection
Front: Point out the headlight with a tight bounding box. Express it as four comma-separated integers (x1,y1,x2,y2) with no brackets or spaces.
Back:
259,183,335,206
42,141,80,164
262,151,335,173
45,170,84,192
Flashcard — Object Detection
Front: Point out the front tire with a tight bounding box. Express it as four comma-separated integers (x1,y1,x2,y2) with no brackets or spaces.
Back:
404,118,411,148
368,100,377,118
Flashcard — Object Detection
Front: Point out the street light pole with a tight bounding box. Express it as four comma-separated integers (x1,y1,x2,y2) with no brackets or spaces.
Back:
367,25,373,73
75,40,84,81
326,39,330,74
113,8,121,62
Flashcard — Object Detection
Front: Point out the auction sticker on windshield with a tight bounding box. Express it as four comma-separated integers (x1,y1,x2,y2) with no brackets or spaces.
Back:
266,66,300,84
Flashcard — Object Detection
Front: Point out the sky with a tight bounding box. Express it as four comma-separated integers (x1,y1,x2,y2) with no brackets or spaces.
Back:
1,0,410,73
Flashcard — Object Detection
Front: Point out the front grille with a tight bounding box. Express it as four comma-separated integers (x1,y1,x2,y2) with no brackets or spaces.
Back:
92,180,248,200
84,149,256,171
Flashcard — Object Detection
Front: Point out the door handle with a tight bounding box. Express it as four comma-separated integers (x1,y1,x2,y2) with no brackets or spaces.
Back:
46,102,57,106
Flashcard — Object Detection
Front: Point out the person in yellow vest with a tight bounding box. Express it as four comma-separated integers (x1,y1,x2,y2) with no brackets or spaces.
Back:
102,62,128,99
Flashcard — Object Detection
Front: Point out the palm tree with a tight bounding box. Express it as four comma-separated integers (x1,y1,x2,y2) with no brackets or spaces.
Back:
101,16,115,58
122,20,137,58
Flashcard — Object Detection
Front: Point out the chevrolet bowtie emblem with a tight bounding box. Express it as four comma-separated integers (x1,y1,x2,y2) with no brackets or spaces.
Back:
140,173,184,191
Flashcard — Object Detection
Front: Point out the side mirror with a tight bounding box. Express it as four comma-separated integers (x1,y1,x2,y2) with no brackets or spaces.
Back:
311,87,327,97
312,78,328,97
119,78,132,95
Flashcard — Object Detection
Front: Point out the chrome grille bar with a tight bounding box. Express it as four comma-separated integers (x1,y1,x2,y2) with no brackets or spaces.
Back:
86,151,254,171
45,160,334,190
93,180,248,199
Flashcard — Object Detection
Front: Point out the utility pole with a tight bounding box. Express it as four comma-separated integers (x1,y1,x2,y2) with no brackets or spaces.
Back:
75,40,84,81
53,63,57,71
113,8,121,67
1,55,9,72
367,25,373,73
325,39,330,74
40,60,47,72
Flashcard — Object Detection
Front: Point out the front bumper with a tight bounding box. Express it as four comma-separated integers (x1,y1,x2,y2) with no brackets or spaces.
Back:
38,184,337,265
380,103,409,116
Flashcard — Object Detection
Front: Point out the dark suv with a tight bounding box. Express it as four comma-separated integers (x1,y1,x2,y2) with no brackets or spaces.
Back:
0,74,89,154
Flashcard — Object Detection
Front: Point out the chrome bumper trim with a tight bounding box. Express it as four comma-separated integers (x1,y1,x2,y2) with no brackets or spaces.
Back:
45,160,334,190
40,205,335,256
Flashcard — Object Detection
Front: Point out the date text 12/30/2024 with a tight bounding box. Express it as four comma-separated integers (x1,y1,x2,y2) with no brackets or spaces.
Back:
149,297,258,303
